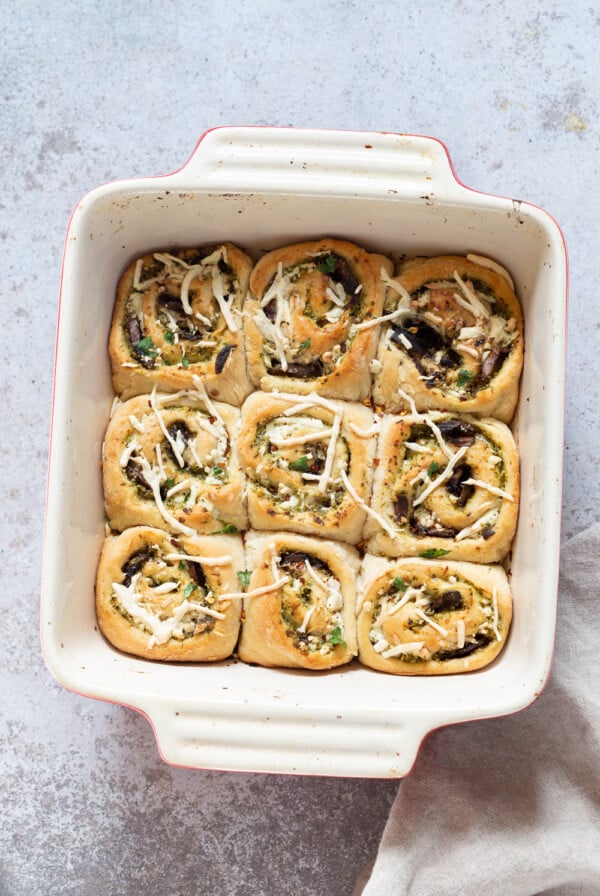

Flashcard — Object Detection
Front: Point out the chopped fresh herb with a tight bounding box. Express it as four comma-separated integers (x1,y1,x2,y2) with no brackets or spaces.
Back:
419,549,451,559
317,254,336,274
212,466,224,477
136,336,158,357
427,461,442,478
393,576,407,592
237,570,252,588
164,478,176,489
289,456,310,472
178,561,186,571
329,626,347,648
183,582,196,599
457,368,474,387
214,524,238,534
164,329,175,344
298,338,311,351
181,356,190,368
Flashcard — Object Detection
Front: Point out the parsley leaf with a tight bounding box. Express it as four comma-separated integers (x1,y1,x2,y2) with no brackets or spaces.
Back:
212,466,224,477
298,338,311,351
393,576,407,592
427,461,442,478
418,549,451,559
164,329,175,344
316,254,336,274
164,478,176,489
213,524,238,534
457,368,474,387
136,336,158,357
181,356,190,368
237,570,252,588
178,561,186,571
183,582,196,599
329,626,347,647
289,456,310,472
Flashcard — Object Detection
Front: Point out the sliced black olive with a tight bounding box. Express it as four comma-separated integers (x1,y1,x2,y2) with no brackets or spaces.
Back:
126,316,143,347
158,294,184,314
178,327,205,342
189,561,208,591
393,493,409,523
479,346,508,384
439,348,462,368
482,527,495,540
217,258,233,276
269,359,324,378
280,551,330,573
125,459,152,495
121,548,152,586
409,519,456,538
446,462,475,506
437,420,476,447
430,590,463,612
215,344,235,373
390,319,443,357
434,632,491,661
166,421,192,464
186,247,214,266
263,299,277,322
331,256,360,298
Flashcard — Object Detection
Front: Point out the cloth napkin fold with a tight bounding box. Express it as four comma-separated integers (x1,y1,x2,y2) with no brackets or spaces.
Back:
357,522,600,896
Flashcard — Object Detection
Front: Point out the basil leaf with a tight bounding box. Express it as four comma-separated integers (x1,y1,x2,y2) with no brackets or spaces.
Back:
237,570,252,588
418,549,451,559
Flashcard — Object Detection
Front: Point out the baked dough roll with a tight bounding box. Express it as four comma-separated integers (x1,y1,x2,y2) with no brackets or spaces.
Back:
364,412,519,562
372,254,524,422
103,382,247,537
238,531,359,670
96,527,244,661
357,555,512,675
244,238,392,401
238,391,377,543
109,244,253,405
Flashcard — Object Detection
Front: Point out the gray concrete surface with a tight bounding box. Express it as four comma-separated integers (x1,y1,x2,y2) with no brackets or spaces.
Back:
1,1,598,894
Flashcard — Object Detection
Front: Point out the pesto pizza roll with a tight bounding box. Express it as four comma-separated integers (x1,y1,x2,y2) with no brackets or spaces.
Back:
237,391,377,544
364,411,519,562
371,254,524,422
244,238,392,401
238,531,359,670
109,244,253,405
96,527,244,661
103,381,247,537
357,555,512,675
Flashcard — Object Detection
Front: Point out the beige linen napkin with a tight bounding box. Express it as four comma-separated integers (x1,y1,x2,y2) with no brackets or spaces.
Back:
357,523,600,896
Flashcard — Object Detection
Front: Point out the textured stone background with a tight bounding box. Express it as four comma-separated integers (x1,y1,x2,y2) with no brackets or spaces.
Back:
1,1,598,894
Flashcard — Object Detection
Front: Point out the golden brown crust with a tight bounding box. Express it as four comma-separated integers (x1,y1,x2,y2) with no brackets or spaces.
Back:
356,556,512,675
95,527,244,661
364,413,519,562
372,255,524,422
238,531,359,670
109,244,253,405
244,238,392,401
237,391,376,544
103,391,247,537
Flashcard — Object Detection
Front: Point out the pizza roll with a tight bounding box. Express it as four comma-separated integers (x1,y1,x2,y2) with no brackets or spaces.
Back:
103,383,247,537
357,555,512,675
244,238,392,401
238,531,359,670
372,254,524,422
237,391,377,544
96,527,245,661
109,244,253,405
364,412,519,562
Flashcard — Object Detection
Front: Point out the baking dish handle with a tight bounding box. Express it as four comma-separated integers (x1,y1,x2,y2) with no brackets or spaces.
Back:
139,697,438,778
175,126,469,202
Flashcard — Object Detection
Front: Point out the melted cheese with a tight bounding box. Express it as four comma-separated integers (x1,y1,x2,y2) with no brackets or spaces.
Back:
453,270,491,318
462,478,514,501
466,253,514,290
339,468,397,539
119,438,140,467
455,507,498,541
456,619,466,649
163,552,232,566
381,641,425,659
218,577,290,601
413,607,448,636
318,412,342,493
397,390,454,459
297,605,315,633
150,386,185,468
413,445,468,507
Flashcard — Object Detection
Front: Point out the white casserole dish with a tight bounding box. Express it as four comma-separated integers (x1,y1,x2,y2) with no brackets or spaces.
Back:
41,127,567,777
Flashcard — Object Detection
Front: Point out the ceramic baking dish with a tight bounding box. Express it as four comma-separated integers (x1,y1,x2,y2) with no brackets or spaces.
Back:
41,127,567,777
